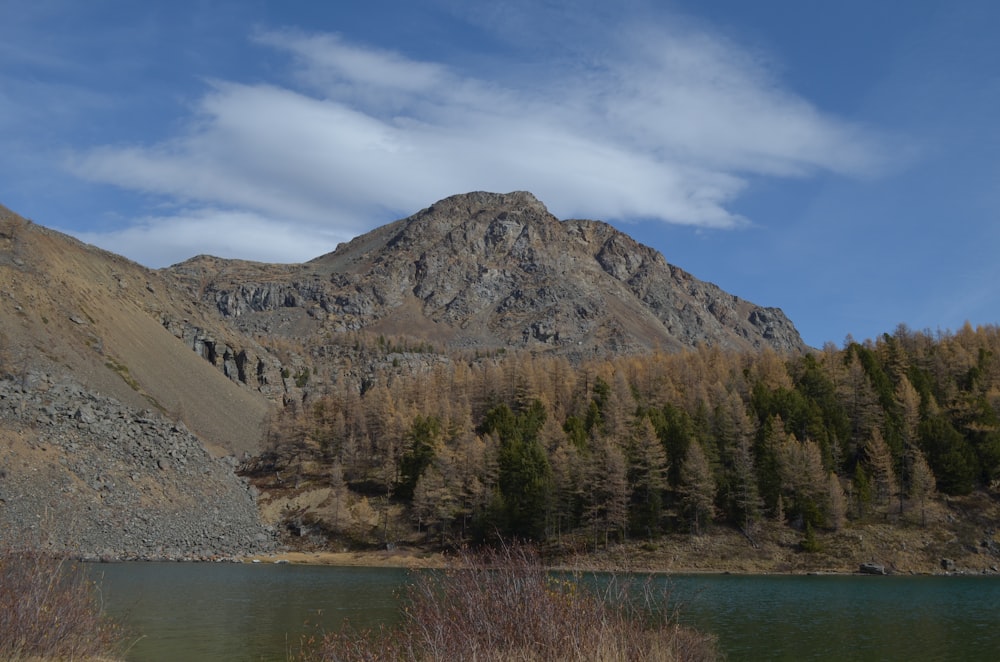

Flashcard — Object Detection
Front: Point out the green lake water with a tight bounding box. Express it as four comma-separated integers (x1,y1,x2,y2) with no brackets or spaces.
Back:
94,562,1000,661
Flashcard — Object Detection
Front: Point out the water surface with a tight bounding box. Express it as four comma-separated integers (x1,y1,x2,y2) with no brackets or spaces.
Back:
97,562,407,661
95,563,1000,661
665,573,1000,661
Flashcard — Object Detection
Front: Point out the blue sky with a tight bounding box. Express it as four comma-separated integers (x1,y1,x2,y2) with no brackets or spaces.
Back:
2,0,998,348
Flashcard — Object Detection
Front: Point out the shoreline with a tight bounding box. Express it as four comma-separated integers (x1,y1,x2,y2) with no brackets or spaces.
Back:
234,549,977,576
247,549,449,568
73,548,994,576
72,506,1000,578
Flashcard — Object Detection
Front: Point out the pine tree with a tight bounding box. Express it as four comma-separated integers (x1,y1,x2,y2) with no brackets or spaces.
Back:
776,434,827,528
919,415,976,495
397,415,442,500
908,447,936,526
482,403,552,540
826,471,847,531
627,417,669,538
853,463,872,520
800,521,822,552
657,402,695,489
451,430,493,541
896,375,922,514
412,462,455,537
603,371,637,442
865,428,898,510
548,437,584,541
896,376,922,445
584,434,630,548
730,434,761,540
679,441,716,535
756,415,787,517
838,352,884,456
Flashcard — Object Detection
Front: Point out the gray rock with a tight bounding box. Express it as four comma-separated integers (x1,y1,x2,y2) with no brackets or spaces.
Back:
73,405,97,425
0,375,275,560
169,191,806,362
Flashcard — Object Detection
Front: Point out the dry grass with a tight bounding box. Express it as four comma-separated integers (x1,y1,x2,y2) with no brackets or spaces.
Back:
0,548,125,661
296,542,719,661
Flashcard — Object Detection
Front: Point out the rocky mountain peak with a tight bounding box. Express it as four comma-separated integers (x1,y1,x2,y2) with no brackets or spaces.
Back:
424,190,551,218
187,191,806,356
371,190,558,262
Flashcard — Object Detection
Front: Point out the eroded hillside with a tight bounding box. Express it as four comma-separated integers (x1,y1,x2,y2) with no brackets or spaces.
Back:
0,206,274,456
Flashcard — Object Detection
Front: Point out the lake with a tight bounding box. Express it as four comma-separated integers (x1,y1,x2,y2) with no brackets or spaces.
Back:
93,562,1000,661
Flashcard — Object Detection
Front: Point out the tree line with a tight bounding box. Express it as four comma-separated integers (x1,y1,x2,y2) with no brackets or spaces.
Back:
258,323,1000,548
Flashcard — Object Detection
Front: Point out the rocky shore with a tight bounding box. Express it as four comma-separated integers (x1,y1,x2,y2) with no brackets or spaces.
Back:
0,373,276,560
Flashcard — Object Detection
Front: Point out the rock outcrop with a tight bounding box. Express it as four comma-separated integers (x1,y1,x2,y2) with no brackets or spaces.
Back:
170,191,806,357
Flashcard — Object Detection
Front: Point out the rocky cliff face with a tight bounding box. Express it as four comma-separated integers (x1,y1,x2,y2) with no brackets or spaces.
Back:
172,191,805,357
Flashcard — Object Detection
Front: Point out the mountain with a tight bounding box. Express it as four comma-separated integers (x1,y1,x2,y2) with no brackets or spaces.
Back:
0,192,805,558
168,191,805,358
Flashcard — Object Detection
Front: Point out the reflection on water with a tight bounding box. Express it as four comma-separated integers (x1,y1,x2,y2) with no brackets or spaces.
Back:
95,563,1000,662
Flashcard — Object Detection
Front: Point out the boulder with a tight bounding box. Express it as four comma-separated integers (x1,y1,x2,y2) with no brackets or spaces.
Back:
859,562,887,575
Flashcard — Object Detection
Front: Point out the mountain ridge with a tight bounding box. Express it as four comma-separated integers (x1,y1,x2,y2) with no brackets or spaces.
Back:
2,191,806,445
169,191,805,358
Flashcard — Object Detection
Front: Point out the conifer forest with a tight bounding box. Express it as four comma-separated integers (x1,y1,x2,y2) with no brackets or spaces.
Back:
249,324,1000,549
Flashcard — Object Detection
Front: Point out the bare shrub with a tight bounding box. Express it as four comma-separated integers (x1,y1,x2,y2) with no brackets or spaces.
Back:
0,548,125,661
298,541,719,661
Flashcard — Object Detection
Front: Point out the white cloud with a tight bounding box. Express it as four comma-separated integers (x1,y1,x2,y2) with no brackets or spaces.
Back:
66,208,354,268
596,26,882,177
67,16,886,265
252,29,450,103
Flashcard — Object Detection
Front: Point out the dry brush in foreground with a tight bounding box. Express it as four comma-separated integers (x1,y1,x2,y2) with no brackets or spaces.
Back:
298,542,719,662
0,548,125,661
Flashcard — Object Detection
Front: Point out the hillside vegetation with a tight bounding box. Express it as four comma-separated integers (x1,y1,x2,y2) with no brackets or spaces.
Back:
249,323,1000,572
3,198,1000,574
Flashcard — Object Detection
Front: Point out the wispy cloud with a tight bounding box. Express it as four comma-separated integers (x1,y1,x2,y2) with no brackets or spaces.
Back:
69,207,353,266
67,14,886,266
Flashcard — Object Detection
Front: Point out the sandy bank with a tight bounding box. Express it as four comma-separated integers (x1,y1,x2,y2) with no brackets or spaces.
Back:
245,549,448,568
